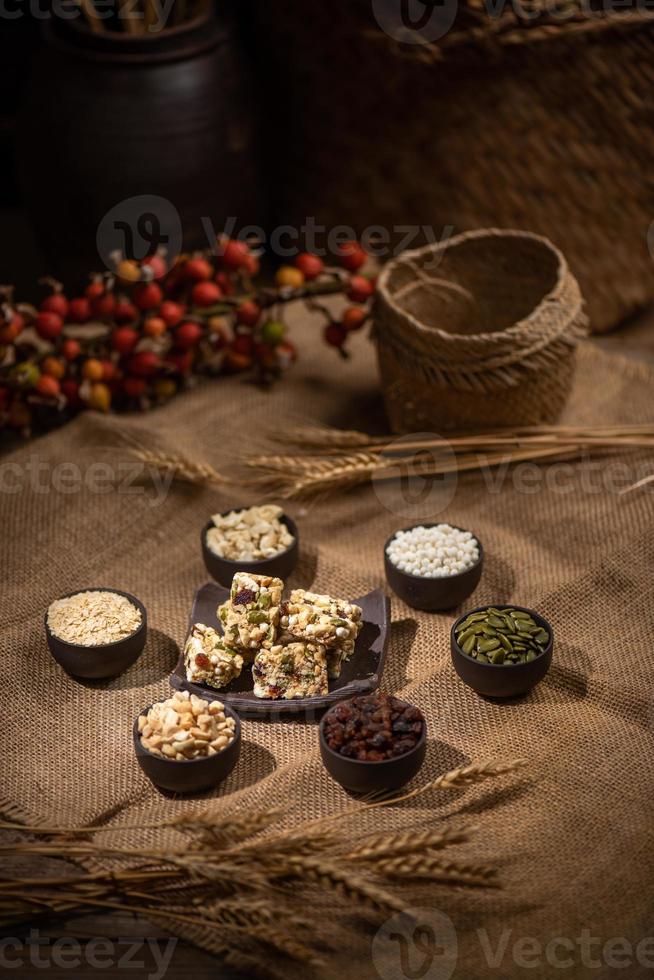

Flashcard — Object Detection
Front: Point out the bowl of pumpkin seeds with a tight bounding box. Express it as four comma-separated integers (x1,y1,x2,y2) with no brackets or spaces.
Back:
450,604,553,698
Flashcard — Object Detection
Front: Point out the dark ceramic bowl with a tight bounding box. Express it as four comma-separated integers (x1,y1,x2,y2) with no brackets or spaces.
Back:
450,604,553,698
45,588,147,680
201,511,299,587
384,524,483,612
133,700,241,793
319,698,427,794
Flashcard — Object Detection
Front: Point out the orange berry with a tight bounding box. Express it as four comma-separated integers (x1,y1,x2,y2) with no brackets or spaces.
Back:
342,307,368,332
275,265,305,289
116,259,141,283
143,316,167,338
42,356,66,379
82,358,104,382
88,382,111,412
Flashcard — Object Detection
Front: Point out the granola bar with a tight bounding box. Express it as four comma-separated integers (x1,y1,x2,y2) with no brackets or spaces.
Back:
184,623,244,689
252,636,328,699
218,572,283,653
279,589,362,652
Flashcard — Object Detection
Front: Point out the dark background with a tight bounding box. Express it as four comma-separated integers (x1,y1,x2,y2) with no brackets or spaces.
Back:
0,17,42,295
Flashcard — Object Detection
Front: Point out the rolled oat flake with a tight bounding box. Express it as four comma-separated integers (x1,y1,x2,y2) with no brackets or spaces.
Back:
47,590,142,646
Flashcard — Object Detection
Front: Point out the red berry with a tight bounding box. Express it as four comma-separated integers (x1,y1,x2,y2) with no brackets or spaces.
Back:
295,252,324,280
111,327,139,355
85,281,105,300
101,360,117,382
235,301,261,327
41,293,69,319
347,275,374,303
324,323,347,347
159,300,185,327
192,281,222,307
35,374,61,398
184,257,213,282
134,282,163,311
215,271,236,296
220,238,250,271
61,379,81,407
113,300,138,325
337,241,367,272
165,350,194,374
35,311,64,340
123,376,147,398
342,306,368,332
61,339,82,361
175,321,203,349
68,297,91,323
127,351,160,377
0,314,24,344
231,333,255,356
242,252,260,277
91,292,115,319
141,254,167,280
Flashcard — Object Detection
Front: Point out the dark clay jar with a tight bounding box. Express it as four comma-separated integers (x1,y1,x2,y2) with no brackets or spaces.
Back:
16,12,263,285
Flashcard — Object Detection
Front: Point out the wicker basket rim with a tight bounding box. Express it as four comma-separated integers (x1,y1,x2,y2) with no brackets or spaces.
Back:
376,227,578,347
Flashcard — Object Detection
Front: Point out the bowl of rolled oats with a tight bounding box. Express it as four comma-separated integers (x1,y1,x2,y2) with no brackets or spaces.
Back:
201,504,299,587
45,588,147,680
133,692,241,793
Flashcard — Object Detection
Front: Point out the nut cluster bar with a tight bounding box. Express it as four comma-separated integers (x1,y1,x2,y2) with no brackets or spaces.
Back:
253,635,328,699
280,589,362,656
218,572,283,653
184,623,244,688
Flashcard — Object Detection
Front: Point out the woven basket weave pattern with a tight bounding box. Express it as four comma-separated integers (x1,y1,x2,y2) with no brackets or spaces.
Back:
374,229,588,431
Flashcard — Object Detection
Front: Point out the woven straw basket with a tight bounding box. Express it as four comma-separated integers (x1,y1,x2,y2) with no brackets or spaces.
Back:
252,1,654,333
373,229,588,432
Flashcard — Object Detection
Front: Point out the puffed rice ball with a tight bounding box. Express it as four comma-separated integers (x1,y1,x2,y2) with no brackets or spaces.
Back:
386,524,480,578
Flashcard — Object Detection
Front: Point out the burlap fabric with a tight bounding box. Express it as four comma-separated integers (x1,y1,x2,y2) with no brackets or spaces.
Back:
374,230,588,431
2,316,654,978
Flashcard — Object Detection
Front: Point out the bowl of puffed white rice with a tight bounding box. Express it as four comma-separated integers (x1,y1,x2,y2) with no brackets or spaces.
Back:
45,587,147,679
384,523,483,611
201,504,299,586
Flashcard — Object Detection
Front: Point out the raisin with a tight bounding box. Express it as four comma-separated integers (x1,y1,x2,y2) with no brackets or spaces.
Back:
233,589,256,606
325,692,424,761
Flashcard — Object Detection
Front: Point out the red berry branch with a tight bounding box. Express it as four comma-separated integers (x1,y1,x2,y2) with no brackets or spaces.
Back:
0,236,374,436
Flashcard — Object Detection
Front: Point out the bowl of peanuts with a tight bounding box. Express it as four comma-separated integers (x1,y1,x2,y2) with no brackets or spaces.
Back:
133,691,241,793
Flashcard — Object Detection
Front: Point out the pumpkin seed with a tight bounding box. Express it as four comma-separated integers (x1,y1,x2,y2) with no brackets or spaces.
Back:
456,606,550,666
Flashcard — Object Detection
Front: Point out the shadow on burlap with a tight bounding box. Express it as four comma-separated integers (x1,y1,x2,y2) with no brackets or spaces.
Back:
2,325,654,978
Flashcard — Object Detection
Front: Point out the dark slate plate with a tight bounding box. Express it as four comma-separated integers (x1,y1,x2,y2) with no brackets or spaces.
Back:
170,583,390,718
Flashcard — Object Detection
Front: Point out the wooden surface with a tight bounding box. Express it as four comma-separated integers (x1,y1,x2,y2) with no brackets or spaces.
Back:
3,311,654,978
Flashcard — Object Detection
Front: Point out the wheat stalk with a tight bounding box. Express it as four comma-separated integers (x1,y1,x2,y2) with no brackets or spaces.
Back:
132,449,232,486
347,824,472,861
372,855,498,887
1,759,525,966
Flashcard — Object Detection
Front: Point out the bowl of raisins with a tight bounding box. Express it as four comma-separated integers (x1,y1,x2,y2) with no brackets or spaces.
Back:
319,692,426,794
